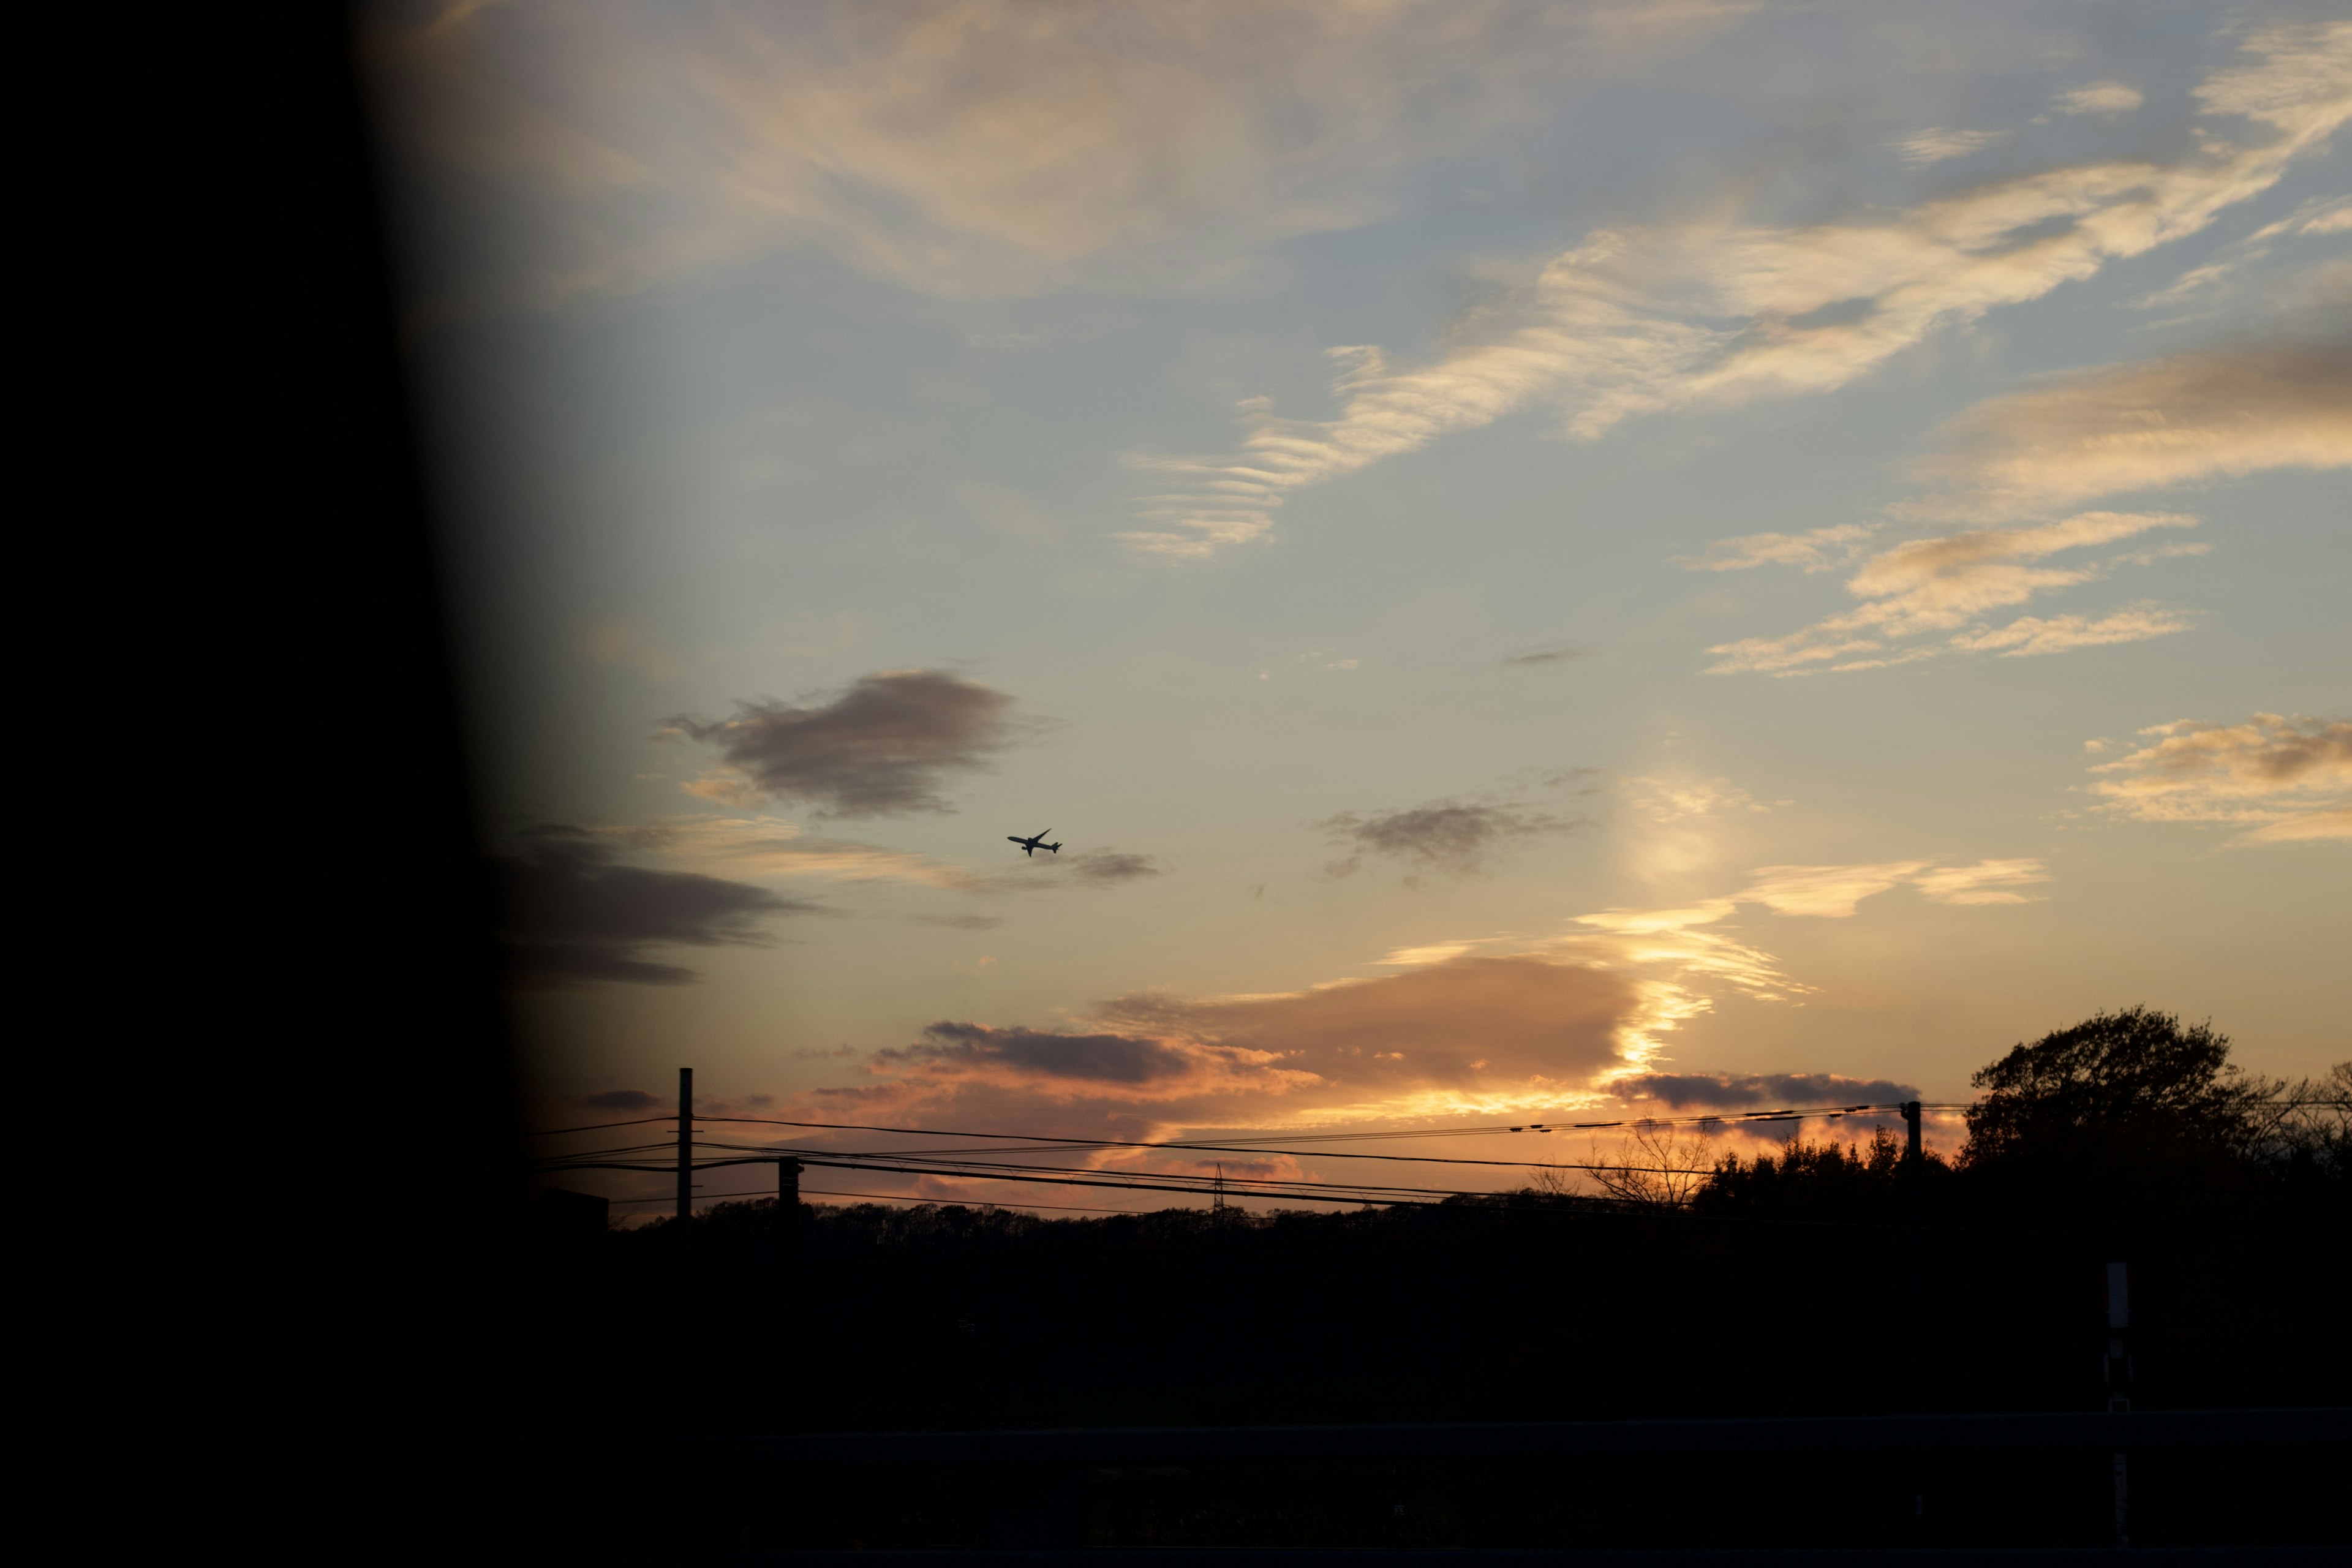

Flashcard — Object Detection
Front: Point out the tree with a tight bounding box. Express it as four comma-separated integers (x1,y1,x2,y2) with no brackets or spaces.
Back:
1959,1005,2272,1170
1531,1121,1717,1207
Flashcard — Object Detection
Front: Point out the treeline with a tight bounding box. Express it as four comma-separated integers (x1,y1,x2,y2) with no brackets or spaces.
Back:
511,1011,2345,1550
533,1009,2345,1435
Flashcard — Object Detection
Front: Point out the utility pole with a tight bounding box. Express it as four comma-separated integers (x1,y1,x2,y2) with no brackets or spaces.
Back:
2106,1261,2132,1548
675,1067,694,1366
1901,1100,1926,1534
676,1066,695,1225
775,1155,801,1256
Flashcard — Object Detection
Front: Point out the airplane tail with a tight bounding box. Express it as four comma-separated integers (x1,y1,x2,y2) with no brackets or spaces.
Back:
1047,843,1061,853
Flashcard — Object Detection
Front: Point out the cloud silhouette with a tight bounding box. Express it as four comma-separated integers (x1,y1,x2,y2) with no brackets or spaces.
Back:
492,825,810,986
583,1088,661,1112
666,669,1025,817
882,1022,1200,1087
1324,800,1576,873
1615,1071,1921,1109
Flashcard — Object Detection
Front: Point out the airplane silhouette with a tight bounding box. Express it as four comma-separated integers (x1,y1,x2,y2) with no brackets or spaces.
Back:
1007,829,1061,856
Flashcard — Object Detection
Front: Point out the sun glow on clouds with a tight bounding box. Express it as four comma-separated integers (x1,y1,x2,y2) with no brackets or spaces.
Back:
795,853,2046,1138
1118,24,2352,557
1701,511,2208,675
2086,713,2352,843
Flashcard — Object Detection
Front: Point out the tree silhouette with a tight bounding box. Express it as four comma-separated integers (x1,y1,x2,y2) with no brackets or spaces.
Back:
1959,1006,2272,1168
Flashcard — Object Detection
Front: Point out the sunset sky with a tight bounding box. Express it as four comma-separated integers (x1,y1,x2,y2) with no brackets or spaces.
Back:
370,1,2349,1210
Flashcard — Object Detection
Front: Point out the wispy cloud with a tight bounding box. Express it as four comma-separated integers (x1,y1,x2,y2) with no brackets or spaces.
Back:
665,669,1028,817
2053,80,2144,116
2087,712,2352,843
1623,777,1779,823
1894,127,2004,167
2133,194,2352,309
1910,858,2053,905
1908,343,2352,515
1703,511,2202,674
627,813,989,889
1120,23,2351,556
1675,525,1872,573
1324,799,1580,875
1696,334,2348,677
372,0,1752,312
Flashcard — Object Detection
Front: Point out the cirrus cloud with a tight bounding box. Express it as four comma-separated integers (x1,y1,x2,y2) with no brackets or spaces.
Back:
1120,23,2352,557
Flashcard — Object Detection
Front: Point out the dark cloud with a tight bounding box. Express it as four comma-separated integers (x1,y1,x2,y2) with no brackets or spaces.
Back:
584,1088,660,1112
883,1021,1196,1085
911,913,1005,930
1323,799,1576,873
666,668,1025,817
1502,642,1592,666
492,826,812,987
1617,1072,1921,1109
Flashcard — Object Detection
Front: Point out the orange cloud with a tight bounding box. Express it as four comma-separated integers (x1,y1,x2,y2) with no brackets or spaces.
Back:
809,954,1642,1134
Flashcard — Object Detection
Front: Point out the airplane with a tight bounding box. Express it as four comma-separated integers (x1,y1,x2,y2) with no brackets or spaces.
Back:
1007,829,1061,857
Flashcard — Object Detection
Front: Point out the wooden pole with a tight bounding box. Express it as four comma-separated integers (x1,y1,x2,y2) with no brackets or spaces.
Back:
676,1067,693,1365
676,1067,694,1223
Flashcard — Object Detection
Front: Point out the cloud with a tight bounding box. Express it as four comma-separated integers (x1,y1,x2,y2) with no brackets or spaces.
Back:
1675,525,1872,573
2230,809,2352,846
1703,511,2203,674
1910,858,2052,905
615,813,1161,901
1736,861,1931,917
1623,777,1778,822
372,0,1753,312
1119,23,2352,556
1615,1071,1920,1109
1101,956,1640,1112
583,1088,661,1112
1910,344,2352,514
827,953,1645,1126
2088,712,2352,842
628,813,990,889
1894,128,2003,167
666,669,1025,817
1501,642,1592,666
491,826,810,986
1942,603,2197,658
1062,850,1164,884
1581,854,2048,925
2053,81,2144,116
880,1022,1205,1088
2133,195,2352,309
911,913,1005,931
1702,337,2348,677
1324,799,1578,873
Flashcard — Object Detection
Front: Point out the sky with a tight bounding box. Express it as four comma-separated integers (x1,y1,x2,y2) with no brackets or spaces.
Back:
367,0,2350,1212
